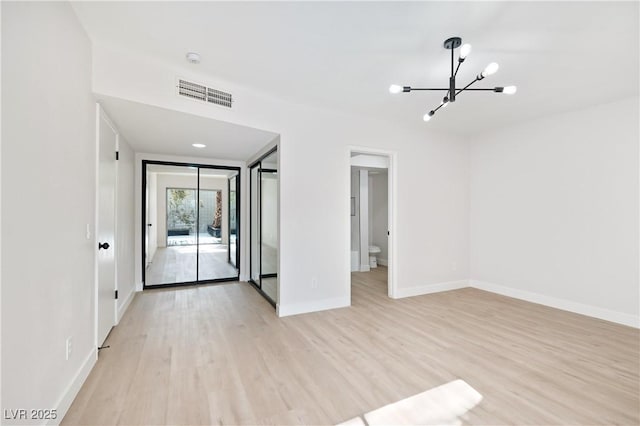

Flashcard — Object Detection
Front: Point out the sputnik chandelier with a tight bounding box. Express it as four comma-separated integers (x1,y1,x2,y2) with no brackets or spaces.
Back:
389,37,517,122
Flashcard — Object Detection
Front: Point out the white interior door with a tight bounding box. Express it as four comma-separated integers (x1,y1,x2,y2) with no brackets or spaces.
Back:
97,107,117,347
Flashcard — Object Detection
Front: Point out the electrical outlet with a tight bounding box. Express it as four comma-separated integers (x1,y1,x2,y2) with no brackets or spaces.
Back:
311,277,318,289
66,337,73,360
85,224,91,240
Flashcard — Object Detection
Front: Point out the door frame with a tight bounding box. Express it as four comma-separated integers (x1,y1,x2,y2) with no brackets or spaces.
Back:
141,160,241,289
347,147,397,300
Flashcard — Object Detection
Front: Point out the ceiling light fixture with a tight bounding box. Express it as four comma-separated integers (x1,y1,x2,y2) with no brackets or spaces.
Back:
186,52,201,64
389,37,516,122
192,143,206,148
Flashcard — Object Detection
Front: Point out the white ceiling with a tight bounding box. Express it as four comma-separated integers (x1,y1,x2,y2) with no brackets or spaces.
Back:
74,2,639,135
98,95,278,160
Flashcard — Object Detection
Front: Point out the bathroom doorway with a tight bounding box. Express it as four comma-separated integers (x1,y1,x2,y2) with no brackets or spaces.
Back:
349,149,395,300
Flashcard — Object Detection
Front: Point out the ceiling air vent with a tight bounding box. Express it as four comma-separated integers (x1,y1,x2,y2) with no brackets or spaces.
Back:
207,87,233,108
177,79,233,108
178,79,207,101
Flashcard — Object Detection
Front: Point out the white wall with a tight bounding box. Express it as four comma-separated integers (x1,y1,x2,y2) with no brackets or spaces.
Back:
116,137,136,320
370,172,389,265
154,174,228,248
1,1,97,422
93,44,470,315
470,97,640,326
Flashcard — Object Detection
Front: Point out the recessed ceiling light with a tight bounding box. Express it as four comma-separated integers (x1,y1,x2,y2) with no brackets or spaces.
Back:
186,52,201,64
192,143,206,148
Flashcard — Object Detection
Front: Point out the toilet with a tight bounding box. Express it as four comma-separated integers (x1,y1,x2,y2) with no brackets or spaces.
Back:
368,245,381,268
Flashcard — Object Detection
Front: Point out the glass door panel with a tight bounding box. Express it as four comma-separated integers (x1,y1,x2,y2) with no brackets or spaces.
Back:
250,165,261,284
145,164,198,286
259,150,278,301
198,168,238,281
228,174,238,268
260,170,278,301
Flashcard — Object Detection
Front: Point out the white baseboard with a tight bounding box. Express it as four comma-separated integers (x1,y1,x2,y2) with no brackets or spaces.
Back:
470,280,640,329
278,296,350,317
360,264,370,272
117,288,136,324
393,280,469,299
48,347,97,425
377,258,388,266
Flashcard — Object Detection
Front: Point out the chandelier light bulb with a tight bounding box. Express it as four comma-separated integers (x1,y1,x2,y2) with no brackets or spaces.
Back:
423,110,435,122
460,44,472,59
389,84,403,94
481,62,499,77
503,85,517,95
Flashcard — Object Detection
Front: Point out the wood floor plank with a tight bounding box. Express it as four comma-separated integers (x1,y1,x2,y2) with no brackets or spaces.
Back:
62,267,640,425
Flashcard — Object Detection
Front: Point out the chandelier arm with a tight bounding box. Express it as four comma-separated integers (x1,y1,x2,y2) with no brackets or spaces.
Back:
406,88,451,91
432,102,447,114
405,87,499,91
453,61,463,78
455,77,481,97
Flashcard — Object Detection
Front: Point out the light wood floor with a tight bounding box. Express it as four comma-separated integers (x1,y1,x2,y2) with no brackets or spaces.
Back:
146,245,238,285
63,267,639,425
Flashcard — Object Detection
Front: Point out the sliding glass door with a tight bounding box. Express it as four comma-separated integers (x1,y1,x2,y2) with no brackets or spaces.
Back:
142,161,240,288
249,148,278,305
145,164,198,285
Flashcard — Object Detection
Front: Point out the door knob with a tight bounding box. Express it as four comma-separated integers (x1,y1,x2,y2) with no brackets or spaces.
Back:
98,242,110,250
147,224,153,227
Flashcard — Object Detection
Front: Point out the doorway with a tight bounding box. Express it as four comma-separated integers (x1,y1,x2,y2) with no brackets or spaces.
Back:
249,148,279,306
142,160,241,288
349,149,395,299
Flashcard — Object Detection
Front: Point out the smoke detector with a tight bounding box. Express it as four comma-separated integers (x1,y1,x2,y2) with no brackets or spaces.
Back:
186,52,201,64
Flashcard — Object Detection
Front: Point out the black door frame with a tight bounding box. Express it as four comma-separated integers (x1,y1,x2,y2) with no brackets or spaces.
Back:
141,160,241,289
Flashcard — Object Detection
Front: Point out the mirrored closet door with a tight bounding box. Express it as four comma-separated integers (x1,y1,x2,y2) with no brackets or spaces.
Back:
249,148,279,305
